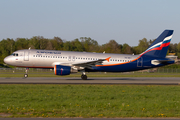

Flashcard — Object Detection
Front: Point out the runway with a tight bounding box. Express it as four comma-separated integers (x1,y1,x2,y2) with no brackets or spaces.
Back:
0,77,180,85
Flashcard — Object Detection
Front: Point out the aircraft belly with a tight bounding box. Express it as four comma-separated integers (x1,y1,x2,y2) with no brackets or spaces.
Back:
33,59,54,68
19,57,53,68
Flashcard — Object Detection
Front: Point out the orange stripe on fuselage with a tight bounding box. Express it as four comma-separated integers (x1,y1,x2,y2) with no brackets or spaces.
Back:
96,57,139,67
96,42,170,67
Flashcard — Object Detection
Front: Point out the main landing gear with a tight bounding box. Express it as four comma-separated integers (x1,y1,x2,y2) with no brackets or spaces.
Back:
24,68,29,78
81,72,87,80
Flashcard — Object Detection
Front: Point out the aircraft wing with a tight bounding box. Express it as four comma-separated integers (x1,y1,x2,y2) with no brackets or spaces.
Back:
72,57,111,69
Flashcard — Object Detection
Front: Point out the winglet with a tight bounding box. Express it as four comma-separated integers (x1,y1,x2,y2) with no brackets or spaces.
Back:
106,57,111,62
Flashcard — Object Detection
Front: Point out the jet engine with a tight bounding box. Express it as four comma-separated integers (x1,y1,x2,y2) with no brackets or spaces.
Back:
54,65,78,75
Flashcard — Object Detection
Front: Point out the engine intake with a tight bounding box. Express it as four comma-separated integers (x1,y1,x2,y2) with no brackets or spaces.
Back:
54,65,71,75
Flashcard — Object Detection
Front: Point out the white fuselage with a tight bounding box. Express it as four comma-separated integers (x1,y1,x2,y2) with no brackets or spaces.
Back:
4,49,138,69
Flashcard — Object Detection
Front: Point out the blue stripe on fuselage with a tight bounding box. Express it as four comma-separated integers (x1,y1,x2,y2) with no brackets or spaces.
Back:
90,56,174,72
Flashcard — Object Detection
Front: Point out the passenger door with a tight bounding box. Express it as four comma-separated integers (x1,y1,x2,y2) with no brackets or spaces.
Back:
24,51,29,61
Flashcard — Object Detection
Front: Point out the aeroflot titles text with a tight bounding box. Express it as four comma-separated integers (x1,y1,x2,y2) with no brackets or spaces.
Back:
36,51,61,54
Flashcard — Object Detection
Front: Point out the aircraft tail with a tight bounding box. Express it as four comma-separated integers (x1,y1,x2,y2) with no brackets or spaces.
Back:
140,30,174,58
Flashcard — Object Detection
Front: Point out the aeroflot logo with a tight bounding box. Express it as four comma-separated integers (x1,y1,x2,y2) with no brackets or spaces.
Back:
36,51,61,54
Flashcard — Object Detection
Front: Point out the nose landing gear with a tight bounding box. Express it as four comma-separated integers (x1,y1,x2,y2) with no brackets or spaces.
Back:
24,68,29,78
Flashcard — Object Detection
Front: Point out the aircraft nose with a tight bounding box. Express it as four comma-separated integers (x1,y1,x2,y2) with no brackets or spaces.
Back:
4,57,11,64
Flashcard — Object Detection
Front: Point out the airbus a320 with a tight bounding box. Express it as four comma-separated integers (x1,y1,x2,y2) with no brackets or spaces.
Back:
4,30,174,80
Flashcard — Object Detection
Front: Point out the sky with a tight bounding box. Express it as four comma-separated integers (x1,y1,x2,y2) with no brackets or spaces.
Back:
0,0,180,46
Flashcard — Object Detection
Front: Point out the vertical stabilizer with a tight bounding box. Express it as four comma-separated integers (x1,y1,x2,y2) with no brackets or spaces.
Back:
140,30,173,58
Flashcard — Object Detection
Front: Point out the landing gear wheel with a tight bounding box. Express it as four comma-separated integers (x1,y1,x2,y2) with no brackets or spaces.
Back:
24,68,29,78
24,74,28,78
81,74,87,80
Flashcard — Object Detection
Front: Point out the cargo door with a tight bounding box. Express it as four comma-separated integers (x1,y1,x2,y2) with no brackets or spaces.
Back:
137,57,143,67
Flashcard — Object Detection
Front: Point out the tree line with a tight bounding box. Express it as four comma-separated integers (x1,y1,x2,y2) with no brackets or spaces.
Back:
0,36,180,66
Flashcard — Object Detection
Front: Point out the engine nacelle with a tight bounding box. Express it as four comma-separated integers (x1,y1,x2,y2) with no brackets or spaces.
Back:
54,65,71,75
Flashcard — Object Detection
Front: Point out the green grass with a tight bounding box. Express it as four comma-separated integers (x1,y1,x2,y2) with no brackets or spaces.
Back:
1,85,180,117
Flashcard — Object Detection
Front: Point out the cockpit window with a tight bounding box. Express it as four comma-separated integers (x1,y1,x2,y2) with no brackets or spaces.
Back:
12,53,18,56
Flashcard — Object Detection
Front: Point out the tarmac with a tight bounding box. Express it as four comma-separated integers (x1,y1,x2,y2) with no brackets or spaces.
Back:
0,77,180,85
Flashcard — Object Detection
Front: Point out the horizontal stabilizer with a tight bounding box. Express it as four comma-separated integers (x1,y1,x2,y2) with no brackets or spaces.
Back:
151,59,174,65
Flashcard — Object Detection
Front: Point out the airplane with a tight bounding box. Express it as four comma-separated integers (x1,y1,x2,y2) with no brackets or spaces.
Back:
4,30,174,80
